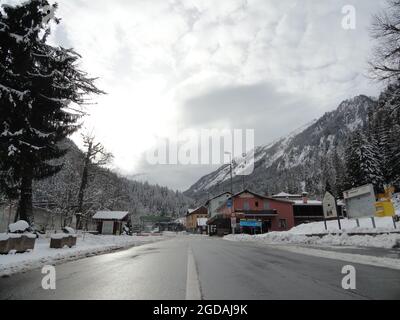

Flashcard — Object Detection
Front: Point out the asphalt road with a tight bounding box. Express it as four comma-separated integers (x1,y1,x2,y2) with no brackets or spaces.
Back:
0,235,399,300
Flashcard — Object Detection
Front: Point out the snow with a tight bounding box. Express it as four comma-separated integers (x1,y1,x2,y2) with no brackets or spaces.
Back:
0,233,36,240
225,232,400,249
0,83,28,100
92,211,129,220
0,233,173,277
273,192,300,198
8,220,29,233
188,206,205,215
289,216,397,234
225,217,400,249
0,128,23,137
63,227,75,234
7,144,18,156
0,234,10,241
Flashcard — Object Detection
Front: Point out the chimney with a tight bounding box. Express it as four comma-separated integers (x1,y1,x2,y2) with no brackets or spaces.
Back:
302,192,308,204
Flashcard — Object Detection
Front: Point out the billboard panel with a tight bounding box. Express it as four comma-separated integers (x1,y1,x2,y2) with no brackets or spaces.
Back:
323,192,338,219
343,184,376,219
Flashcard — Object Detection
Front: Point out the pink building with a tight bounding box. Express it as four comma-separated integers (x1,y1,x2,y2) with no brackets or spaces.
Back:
208,190,295,236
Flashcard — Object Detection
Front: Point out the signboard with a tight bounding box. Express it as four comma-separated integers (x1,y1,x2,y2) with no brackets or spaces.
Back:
240,220,262,228
343,184,376,219
343,184,375,199
322,192,338,219
227,199,233,208
375,201,395,217
231,217,237,228
197,218,208,227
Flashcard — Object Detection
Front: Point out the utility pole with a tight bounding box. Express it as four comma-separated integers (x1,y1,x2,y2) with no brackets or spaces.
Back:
225,152,235,235
229,159,233,196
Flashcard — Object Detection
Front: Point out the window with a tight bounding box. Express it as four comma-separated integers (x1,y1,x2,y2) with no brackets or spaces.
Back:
243,201,250,210
264,201,270,210
279,219,287,229
255,201,259,207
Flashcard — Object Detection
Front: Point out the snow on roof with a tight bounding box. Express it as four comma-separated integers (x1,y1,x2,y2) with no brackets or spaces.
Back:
273,192,290,197
273,192,301,198
187,206,206,216
93,211,129,220
230,190,294,203
293,200,322,206
205,192,232,204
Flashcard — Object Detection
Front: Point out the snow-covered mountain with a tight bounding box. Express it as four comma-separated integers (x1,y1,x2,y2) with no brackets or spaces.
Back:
184,95,376,202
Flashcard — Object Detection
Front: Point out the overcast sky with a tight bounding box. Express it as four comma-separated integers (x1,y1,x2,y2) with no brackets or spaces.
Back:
4,0,387,190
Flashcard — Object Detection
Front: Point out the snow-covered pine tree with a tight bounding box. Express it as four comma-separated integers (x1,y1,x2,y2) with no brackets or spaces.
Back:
387,123,400,187
0,1,103,223
369,80,400,187
344,130,385,192
331,148,347,197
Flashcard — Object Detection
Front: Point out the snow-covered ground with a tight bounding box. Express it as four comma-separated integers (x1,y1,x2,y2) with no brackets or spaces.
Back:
289,216,398,235
0,233,172,277
225,217,400,249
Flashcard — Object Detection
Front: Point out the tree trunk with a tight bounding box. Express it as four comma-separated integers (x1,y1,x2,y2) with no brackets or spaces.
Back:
76,154,90,229
16,168,33,224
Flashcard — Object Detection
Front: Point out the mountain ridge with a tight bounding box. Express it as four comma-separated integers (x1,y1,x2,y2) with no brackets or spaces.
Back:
184,95,376,202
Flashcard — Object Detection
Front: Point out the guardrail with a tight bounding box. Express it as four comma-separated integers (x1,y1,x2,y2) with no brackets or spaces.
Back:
304,231,400,238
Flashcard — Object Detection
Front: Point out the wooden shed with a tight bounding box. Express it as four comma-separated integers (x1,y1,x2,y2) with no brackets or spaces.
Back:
92,211,130,235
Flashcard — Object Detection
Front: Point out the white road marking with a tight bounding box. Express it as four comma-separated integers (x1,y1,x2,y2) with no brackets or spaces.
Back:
185,246,202,300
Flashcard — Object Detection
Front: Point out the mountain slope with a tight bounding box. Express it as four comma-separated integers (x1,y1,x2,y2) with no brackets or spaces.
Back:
31,139,193,219
185,95,376,202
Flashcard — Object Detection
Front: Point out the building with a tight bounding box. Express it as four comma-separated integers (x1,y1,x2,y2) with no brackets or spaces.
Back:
205,192,232,218
271,192,344,225
186,206,208,233
92,211,130,235
174,217,186,228
139,215,173,232
208,190,295,236
204,192,232,235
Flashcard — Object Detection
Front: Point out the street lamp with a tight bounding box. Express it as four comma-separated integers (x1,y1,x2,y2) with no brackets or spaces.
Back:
224,151,234,195
224,151,235,235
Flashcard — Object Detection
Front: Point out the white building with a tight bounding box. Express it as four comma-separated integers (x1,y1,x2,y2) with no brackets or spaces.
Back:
205,192,232,219
204,192,231,234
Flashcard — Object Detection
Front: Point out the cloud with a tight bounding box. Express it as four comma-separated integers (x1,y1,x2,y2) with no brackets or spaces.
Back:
180,82,320,146
3,0,387,190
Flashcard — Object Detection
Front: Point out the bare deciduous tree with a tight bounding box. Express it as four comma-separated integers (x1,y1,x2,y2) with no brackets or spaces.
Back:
370,0,400,81
76,132,113,229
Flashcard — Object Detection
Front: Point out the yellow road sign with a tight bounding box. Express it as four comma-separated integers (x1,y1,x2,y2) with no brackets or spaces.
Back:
375,201,395,217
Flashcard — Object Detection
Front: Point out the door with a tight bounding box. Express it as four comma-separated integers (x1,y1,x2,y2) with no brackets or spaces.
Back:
102,221,114,235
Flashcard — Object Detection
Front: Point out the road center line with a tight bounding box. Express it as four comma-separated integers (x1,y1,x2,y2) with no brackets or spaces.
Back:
185,246,202,300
